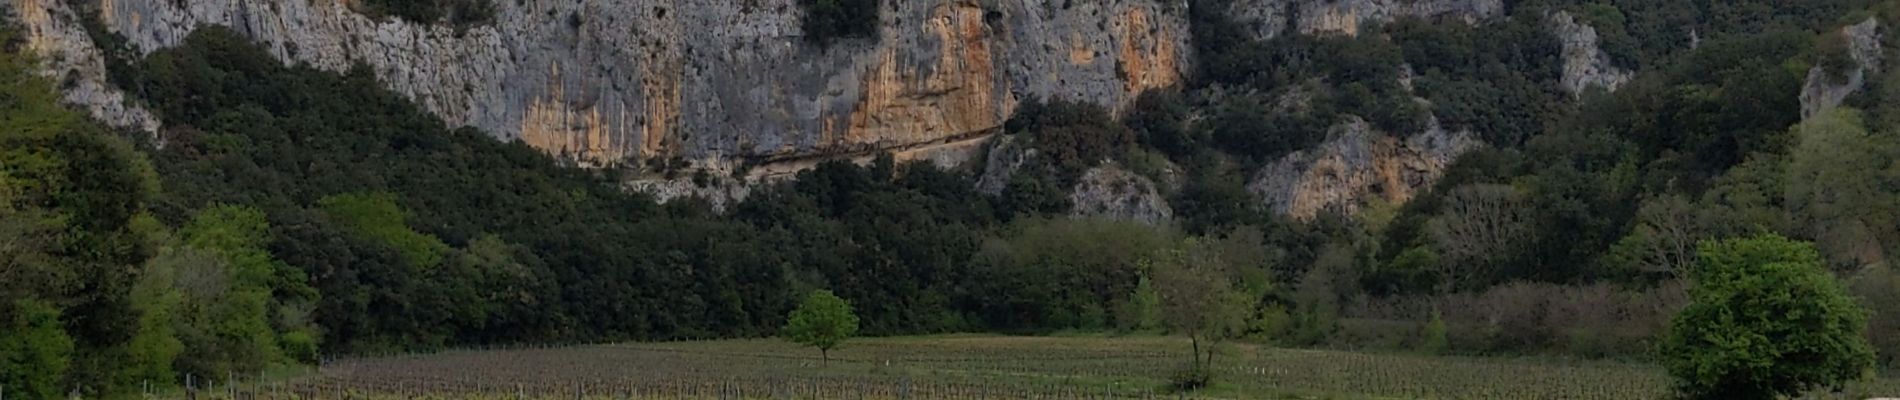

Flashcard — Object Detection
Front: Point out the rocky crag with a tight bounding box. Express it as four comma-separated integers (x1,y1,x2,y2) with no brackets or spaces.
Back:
12,0,1625,220
1249,117,1476,220
1550,10,1632,95
13,0,1187,173
1801,18,1883,120
1226,0,1502,39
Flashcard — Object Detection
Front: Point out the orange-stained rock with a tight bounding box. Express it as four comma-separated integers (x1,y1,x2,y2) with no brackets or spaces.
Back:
1115,7,1182,100
844,2,1001,152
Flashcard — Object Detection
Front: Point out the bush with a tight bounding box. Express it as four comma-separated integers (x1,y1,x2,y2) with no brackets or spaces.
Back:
0,299,74,400
799,0,880,45
1126,90,1198,157
1169,364,1212,390
1661,235,1874,400
1850,266,1900,367
1008,97,1136,180
1418,312,1448,355
1343,281,1685,356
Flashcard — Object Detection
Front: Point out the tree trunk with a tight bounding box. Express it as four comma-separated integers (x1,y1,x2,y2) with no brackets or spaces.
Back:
822,348,829,367
1190,336,1202,368
1205,341,1216,369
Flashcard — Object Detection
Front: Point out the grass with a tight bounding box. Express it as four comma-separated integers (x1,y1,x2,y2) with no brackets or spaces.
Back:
183,335,1900,399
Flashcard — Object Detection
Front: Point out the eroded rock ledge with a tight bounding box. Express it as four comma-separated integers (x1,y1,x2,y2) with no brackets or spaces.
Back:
12,0,1190,173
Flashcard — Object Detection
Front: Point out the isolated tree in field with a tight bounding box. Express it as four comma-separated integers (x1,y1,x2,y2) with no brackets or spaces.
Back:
1149,240,1248,377
786,290,858,366
1661,234,1873,400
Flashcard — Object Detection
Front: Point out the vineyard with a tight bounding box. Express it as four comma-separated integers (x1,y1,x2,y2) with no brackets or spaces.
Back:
166,335,1900,399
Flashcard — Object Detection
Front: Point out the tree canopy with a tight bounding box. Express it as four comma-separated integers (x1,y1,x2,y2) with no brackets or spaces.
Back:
1661,234,1873,399
785,290,859,365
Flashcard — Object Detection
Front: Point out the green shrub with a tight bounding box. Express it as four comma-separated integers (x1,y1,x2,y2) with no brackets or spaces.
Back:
0,299,74,400
280,330,320,364
318,192,451,268
1169,364,1212,390
799,0,880,45
1418,312,1448,355
1661,234,1874,400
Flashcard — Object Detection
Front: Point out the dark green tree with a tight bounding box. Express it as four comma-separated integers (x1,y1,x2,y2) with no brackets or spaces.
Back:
0,299,74,400
799,0,880,45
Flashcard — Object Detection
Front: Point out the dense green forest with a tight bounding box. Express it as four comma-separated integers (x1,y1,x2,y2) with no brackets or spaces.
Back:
5,0,1900,397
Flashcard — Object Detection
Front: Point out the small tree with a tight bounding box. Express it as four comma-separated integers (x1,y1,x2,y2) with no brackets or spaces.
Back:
1149,240,1248,388
1660,234,1874,400
786,290,859,366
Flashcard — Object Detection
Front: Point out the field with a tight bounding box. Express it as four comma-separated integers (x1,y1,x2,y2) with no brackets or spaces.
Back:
188,335,1899,399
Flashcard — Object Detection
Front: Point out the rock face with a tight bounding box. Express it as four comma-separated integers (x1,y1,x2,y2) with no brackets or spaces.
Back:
974,135,1034,195
1249,117,1476,220
1069,164,1172,224
1227,0,1503,39
10,0,1190,173
14,0,160,133
13,0,1510,214
1801,18,1883,120
1550,11,1632,95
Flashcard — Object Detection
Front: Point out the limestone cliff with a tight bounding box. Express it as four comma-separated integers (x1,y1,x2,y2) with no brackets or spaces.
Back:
1801,18,1882,120
1227,0,1502,39
1249,117,1476,220
10,0,1190,173
15,0,159,133
1069,164,1172,224
11,0,1524,219
1550,10,1631,96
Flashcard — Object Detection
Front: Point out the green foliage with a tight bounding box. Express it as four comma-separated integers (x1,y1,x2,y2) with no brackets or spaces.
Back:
1850,266,1900,367
1661,234,1874,400
1149,238,1252,372
1557,0,1876,68
1786,108,1900,269
1171,164,1259,235
785,290,859,364
52,0,1900,373
1198,89,1327,162
318,192,451,268
798,0,880,46
1007,97,1136,181
970,218,1176,331
1117,275,1163,332
1387,13,1562,145
0,17,158,396
1169,364,1212,391
1284,245,1349,346
998,167,1074,217
1125,90,1198,158
279,330,319,364
0,299,74,400
1418,311,1449,355
123,254,184,388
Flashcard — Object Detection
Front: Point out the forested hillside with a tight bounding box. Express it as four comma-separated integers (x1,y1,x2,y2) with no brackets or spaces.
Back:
5,0,1900,397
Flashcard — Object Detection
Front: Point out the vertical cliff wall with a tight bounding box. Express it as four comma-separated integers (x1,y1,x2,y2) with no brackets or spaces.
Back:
1227,0,1502,39
11,0,1192,173
11,0,1616,220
